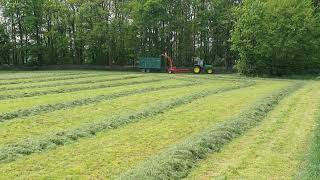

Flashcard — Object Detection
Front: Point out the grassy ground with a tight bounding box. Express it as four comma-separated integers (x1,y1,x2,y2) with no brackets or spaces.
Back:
187,82,320,179
0,71,318,179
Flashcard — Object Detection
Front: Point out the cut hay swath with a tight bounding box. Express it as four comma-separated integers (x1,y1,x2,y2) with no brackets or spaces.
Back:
0,72,85,81
0,72,126,86
0,81,255,163
119,82,304,180
298,107,320,179
0,75,143,91
0,77,165,101
0,81,199,123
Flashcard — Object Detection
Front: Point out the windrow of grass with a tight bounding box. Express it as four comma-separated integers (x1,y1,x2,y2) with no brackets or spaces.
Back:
0,81,254,164
0,71,53,80
0,80,200,123
0,76,166,100
0,81,288,179
0,86,207,147
0,80,214,146
176,73,301,83
0,71,127,86
0,74,144,91
0,71,86,81
120,82,304,180
0,78,190,114
186,82,320,180
298,84,320,180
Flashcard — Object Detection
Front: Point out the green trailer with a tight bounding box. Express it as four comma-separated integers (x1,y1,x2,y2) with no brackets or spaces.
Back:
138,57,166,72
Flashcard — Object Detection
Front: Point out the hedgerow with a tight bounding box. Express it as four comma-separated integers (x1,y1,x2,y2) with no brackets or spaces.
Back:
0,78,165,100
0,75,142,91
0,81,198,123
119,82,304,180
0,81,255,163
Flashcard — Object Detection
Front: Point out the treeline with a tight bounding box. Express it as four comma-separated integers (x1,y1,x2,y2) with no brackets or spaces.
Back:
232,0,320,75
0,0,319,75
0,0,240,68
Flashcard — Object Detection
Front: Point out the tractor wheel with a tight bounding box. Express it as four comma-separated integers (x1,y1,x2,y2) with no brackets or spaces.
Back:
207,69,213,74
193,66,201,74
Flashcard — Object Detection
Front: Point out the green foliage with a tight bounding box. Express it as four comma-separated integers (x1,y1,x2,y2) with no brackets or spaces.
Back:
232,0,320,75
0,0,237,67
120,82,304,179
0,24,11,64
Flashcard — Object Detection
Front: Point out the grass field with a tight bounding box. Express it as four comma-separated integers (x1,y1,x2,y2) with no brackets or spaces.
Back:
0,71,319,179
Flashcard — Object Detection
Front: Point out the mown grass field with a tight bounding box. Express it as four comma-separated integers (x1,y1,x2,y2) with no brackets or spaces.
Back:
0,71,319,179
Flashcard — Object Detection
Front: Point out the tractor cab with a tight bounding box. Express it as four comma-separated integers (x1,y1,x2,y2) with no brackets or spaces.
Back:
193,57,213,74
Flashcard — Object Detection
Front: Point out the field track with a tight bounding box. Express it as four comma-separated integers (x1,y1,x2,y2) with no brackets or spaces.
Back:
0,71,318,179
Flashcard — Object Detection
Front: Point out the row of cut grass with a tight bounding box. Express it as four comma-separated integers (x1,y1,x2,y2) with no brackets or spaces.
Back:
0,71,89,81
0,81,199,123
0,81,288,179
0,86,203,149
0,78,191,114
187,82,320,180
0,81,253,164
176,73,301,83
0,74,144,91
0,71,129,86
0,74,147,96
298,83,320,180
0,76,165,100
0,80,211,146
120,82,303,179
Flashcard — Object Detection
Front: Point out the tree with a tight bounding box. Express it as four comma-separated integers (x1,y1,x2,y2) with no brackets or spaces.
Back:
0,23,11,64
232,0,320,75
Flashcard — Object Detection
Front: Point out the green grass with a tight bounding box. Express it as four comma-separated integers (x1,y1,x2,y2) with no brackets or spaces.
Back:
0,74,144,91
121,82,303,179
0,81,288,178
298,84,320,180
0,78,185,114
0,71,318,179
0,76,166,100
187,82,320,179
0,81,249,163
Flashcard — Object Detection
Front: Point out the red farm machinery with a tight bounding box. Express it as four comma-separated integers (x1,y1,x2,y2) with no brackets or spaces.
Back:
138,50,213,74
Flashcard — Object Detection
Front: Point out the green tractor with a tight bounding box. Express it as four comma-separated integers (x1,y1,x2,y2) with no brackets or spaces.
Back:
193,58,213,74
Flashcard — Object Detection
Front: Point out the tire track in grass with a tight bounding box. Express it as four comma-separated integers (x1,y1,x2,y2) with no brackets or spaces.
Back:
0,72,130,86
0,81,255,164
0,75,143,91
0,77,165,101
0,81,199,123
119,82,304,180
